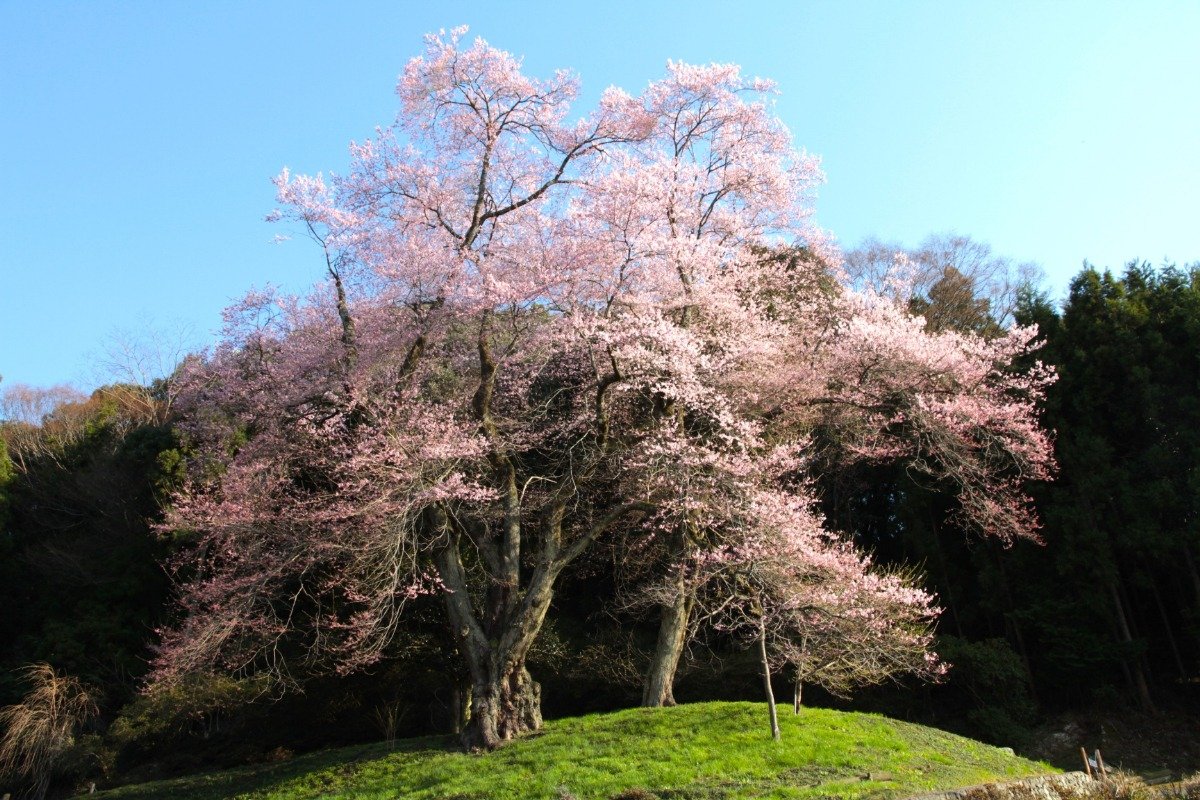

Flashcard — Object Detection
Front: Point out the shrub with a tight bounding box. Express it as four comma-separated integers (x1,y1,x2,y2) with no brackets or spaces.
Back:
936,636,1037,745
0,663,97,800
104,672,266,771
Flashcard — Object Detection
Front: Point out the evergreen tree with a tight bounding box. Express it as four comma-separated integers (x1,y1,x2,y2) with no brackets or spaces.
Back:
1011,262,1200,710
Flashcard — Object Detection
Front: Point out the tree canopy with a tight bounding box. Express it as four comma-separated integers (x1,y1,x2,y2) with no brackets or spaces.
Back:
146,30,1055,751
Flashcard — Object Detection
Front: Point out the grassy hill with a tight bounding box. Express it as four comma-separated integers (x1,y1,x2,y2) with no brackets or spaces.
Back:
90,702,1053,800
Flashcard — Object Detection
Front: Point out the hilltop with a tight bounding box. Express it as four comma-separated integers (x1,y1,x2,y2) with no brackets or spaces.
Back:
91,702,1052,800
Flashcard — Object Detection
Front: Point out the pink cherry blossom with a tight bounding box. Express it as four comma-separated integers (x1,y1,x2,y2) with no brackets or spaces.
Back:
156,29,1055,749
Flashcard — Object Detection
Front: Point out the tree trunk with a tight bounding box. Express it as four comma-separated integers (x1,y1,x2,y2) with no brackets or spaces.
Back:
793,636,807,714
1109,581,1155,713
436,530,549,751
759,617,781,741
435,499,650,750
461,662,543,751
1183,546,1200,605
991,543,1039,705
449,677,471,734
642,575,694,707
1149,575,1187,680
643,521,698,708
1117,575,1156,690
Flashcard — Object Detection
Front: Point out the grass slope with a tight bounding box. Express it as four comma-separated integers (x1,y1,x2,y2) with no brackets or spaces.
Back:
91,702,1053,800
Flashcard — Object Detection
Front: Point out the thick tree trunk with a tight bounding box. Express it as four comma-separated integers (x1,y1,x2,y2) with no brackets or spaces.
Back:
462,662,543,751
436,529,549,751
793,679,802,714
759,617,781,741
642,576,694,707
431,316,651,751
436,499,651,750
643,521,698,708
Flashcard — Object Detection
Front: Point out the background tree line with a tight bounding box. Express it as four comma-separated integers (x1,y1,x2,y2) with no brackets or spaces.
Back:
819,250,1200,741
4,250,1199,798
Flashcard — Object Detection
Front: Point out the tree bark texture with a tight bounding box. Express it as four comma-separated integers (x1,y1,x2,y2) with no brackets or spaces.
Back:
442,576,548,749
435,489,650,748
759,616,781,741
642,571,694,707
436,518,552,750
463,664,543,751
643,519,700,708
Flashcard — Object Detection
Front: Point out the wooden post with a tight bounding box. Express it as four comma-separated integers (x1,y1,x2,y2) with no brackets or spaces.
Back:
1095,750,1107,778
1081,747,1093,778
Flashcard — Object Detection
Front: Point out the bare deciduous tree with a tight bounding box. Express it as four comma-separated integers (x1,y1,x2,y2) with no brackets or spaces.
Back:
844,232,1045,330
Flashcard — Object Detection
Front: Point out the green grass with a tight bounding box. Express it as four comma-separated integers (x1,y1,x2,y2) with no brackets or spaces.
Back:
90,702,1054,800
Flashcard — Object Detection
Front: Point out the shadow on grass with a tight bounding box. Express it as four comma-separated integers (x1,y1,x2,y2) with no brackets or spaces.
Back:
94,734,459,799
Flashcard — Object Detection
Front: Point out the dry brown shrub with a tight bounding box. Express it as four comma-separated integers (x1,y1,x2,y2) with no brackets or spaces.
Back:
958,773,1150,800
1056,772,1150,800
0,663,98,800
1156,773,1200,800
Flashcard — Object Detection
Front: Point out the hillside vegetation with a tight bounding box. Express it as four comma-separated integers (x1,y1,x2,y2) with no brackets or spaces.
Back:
90,702,1052,800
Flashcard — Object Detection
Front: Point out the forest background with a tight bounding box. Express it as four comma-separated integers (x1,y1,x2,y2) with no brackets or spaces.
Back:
6,239,1200,790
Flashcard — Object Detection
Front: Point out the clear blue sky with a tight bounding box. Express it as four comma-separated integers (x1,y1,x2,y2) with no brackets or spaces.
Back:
2,1,1198,390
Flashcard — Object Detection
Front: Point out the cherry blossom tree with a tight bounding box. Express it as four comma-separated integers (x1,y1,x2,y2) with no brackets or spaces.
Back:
682,489,943,739
156,28,1054,750
634,264,1056,707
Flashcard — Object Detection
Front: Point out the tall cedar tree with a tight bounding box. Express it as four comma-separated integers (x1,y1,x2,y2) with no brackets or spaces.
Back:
1007,263,1200,710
